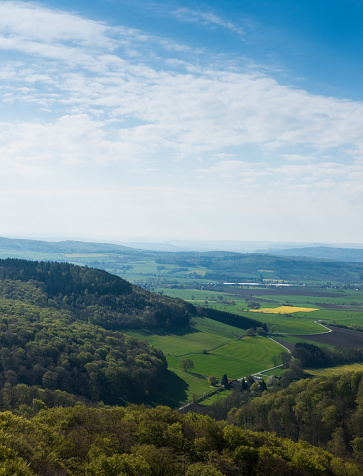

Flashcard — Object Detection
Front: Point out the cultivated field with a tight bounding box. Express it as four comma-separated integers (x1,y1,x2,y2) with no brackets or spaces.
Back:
293,325,363,349
251,305,319,314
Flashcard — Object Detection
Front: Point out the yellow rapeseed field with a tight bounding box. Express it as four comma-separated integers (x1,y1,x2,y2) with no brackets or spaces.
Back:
250,306,319,314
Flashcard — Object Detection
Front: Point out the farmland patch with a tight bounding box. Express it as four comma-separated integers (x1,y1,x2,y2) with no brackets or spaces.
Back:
292,326,363,349
250,305,319,314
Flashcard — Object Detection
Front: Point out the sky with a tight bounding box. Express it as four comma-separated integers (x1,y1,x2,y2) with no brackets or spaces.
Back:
0,0,363,244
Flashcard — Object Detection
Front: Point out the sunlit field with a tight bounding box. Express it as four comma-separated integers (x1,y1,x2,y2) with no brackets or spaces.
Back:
250,305,319,314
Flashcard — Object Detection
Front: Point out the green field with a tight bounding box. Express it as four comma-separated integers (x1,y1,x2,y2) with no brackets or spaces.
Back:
125,318,287,405
201,388,233,405
125,317,245,356
232,310,325,335
320,317,363,327
126,320,286,380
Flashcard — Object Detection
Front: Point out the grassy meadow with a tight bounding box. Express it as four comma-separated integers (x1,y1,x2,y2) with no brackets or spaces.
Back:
124,317,287,406
126,318,286,380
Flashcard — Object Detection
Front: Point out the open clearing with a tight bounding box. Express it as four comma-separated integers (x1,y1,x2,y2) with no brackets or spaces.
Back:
125,317,245,357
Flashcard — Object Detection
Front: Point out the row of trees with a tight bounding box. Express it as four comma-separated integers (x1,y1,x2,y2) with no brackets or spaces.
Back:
293,342,363,368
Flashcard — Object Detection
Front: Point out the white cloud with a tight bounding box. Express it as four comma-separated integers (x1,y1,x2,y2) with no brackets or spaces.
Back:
0,114,138,166
1,1,363,166
0,1,363,241
0,1,120,48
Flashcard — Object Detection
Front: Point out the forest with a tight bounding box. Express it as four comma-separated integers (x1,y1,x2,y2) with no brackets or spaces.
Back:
226,371,363,468
0,403,360,475
0,258,192,330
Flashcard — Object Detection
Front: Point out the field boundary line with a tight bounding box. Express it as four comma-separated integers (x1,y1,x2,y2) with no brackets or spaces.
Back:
290,320,332,336
267,336,291,353
172,334,247,358
314,320,332,333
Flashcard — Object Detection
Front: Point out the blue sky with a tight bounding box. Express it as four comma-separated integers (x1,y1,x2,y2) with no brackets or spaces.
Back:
0,0,362,243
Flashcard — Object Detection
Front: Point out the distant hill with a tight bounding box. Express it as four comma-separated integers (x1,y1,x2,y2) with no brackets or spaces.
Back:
268,246,363,263
155,250,363,284
0,236,136,254
2,236,363,284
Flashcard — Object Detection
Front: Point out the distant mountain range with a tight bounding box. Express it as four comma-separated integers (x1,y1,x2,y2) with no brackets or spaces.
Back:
1,236,363,283
267,246,363,263
4,237,363,262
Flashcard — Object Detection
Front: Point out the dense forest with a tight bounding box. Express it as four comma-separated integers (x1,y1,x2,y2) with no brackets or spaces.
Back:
0,290,167,404
0,404,359,475
0,258,192,330
0,260,178,404
225,371,363,468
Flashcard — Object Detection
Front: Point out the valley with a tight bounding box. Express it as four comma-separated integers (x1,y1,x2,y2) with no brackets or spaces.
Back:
1,237,363,407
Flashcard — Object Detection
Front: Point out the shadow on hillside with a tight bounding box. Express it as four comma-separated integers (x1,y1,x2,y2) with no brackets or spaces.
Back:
150,370,188,408
131,325,201,338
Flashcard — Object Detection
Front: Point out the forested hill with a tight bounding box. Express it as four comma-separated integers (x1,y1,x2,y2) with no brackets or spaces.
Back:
0,259,183,405
0,405,359,475
0,258,192,330
228,371,363,468
0,259,266,406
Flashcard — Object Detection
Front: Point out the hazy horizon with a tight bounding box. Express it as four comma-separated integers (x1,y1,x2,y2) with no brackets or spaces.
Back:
3,234,363,253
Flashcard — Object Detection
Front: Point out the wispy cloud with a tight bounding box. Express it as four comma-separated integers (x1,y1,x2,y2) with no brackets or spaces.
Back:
172,8,244,36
